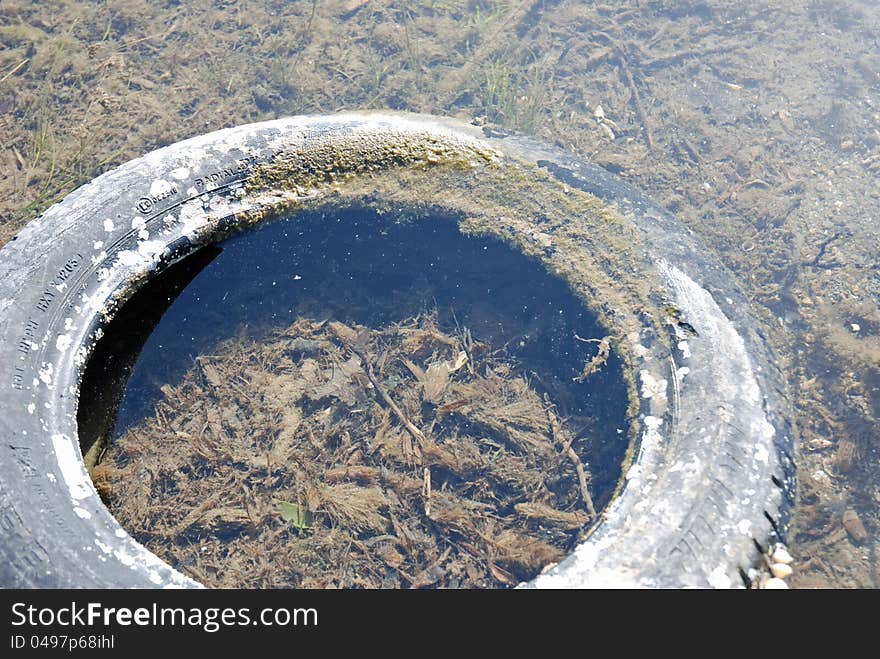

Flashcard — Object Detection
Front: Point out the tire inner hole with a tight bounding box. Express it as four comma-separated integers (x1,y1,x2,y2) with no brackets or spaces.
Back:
77,206,631,588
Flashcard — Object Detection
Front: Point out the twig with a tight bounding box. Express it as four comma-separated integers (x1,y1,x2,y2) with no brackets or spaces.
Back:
617,53,654,150
169,491,223,536
331,66,356,82
569,450,595,517
350,345,427,448
594,32,655,150
557,425,577,457
545,397,596,518
0,58,29,84
679,137,702,163
641,46,733,70
115,22,178,52
12,146,26,169
566,46,612,69
572,335,611,383
422,467,432,518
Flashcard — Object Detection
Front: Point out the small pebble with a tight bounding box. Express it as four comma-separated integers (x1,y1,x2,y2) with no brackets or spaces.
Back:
763,577,789,589
842,509,868,544
851,323,860,333
772,545,793,565
770,563,793,579
807,437,832,451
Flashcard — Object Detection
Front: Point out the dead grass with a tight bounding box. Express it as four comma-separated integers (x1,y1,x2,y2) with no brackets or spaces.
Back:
94,313,596,588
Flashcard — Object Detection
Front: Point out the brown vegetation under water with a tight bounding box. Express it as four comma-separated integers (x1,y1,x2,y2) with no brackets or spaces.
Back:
93,313,597,588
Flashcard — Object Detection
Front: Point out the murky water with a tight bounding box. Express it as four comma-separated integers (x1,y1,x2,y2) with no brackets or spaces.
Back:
2,0,878,587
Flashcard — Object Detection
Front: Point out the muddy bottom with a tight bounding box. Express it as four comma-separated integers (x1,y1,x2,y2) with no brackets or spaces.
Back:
93,312,600,588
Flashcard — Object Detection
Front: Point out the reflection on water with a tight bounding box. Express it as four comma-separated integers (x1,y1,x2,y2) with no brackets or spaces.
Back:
4,0,878,587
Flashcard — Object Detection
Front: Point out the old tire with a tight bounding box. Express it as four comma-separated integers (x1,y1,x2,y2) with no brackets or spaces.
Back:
0,113,795,588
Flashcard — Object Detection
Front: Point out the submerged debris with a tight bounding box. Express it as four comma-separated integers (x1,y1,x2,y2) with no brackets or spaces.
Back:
94,313,597,588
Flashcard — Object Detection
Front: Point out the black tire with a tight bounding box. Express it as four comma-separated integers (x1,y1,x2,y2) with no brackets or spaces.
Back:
0,113,795,588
